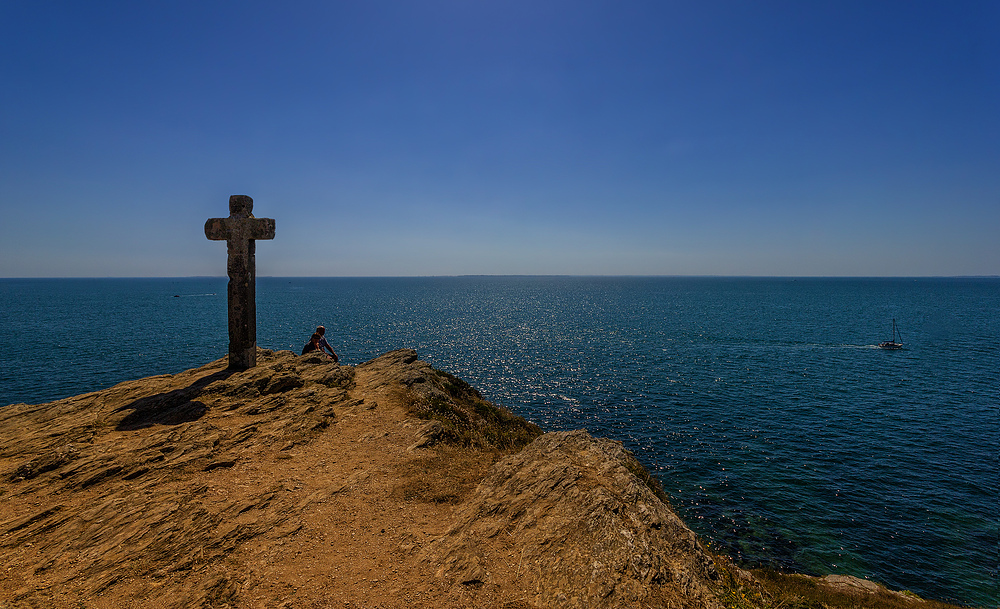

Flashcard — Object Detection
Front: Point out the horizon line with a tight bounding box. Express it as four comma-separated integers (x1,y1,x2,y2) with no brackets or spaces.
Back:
3,274,998,280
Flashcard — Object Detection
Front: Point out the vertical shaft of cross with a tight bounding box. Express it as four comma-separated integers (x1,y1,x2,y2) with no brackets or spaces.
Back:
205,195,276,370
227,235,256,370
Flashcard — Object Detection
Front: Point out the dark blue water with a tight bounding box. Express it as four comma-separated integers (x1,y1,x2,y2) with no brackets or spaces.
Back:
1,276,997,607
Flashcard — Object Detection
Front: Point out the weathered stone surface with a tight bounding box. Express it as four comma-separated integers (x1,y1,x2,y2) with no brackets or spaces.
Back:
408,420,446,451
0,350,948,609
427,430,722,609
816,573,923,601
3,349,541,607
0,349,354,607
205,194,275,370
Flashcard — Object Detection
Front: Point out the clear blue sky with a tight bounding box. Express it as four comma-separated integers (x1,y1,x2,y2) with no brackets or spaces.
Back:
1,1,997,277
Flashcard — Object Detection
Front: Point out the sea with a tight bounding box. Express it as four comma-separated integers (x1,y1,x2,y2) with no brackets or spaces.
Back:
1,276,997,607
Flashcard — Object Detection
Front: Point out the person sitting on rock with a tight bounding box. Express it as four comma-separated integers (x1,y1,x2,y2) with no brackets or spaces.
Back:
315,325,339,362
301,333,327,357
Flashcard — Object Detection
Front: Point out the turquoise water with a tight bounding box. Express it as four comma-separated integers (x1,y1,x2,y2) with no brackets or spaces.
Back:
1,276,997,606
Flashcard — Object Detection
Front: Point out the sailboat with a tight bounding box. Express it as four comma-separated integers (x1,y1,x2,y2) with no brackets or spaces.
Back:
878,318,903,350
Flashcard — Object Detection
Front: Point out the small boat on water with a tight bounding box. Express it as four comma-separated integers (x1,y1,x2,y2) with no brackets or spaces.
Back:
878,318,903,350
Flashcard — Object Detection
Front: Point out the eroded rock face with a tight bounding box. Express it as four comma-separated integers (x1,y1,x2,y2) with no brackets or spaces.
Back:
1,349,721,609
0,349,354,606
429,431,721,609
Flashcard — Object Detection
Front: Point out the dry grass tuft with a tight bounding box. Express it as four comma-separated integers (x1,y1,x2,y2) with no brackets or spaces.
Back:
393,445,498,505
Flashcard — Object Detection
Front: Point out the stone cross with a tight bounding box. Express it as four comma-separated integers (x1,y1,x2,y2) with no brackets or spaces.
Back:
205,195,276,370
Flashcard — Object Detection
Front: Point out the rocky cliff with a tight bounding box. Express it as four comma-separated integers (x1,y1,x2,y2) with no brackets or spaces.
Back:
0,350,921,609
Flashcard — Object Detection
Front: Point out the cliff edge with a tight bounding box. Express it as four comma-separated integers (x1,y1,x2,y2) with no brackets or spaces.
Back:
0,350,938,609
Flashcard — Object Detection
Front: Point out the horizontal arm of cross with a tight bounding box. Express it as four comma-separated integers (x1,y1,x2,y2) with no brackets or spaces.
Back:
205,216,276,242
